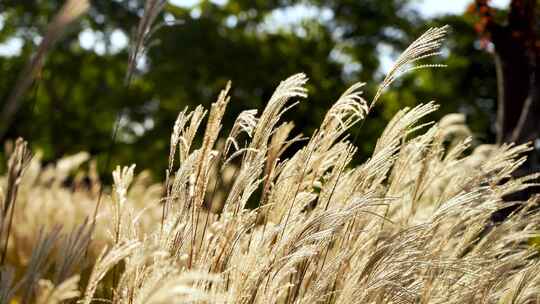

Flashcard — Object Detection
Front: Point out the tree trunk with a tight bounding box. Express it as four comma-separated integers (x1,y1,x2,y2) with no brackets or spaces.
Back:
478,0,540,213
490,0,539,145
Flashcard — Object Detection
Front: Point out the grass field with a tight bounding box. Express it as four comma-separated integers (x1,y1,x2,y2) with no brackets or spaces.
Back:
1,22,540,303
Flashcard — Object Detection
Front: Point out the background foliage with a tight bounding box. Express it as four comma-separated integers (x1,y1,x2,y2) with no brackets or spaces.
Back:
0,0,498,179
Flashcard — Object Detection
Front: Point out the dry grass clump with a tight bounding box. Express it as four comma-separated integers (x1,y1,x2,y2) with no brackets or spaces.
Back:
1,26,540,304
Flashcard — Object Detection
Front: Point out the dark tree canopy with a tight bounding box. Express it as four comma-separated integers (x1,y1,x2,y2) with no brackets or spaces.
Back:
0,0,502,179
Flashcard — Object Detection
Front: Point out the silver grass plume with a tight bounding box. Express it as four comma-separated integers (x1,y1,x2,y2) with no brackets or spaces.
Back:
193,82,231,208
80,241,140,304
372,25,449,107
224,109,258,157
249,73,308,153
35,275,80,304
